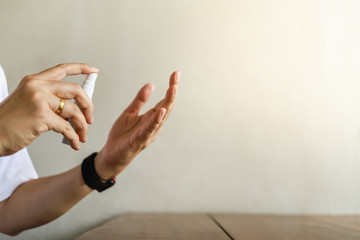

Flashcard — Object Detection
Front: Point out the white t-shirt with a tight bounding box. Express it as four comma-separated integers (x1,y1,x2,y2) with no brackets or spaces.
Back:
0,65,38,201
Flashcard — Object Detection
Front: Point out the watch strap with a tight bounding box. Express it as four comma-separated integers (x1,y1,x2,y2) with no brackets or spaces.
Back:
81,152,116,192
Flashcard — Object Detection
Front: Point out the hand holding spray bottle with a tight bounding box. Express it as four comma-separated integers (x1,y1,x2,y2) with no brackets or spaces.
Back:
62,73,98,145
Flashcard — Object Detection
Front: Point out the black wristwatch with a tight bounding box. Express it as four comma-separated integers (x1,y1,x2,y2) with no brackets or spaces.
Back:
81,152,116,192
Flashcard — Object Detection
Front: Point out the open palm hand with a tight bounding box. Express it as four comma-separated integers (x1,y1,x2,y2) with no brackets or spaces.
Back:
95,72,180,178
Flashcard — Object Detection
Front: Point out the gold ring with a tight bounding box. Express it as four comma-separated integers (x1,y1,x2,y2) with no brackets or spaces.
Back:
55,98,65,114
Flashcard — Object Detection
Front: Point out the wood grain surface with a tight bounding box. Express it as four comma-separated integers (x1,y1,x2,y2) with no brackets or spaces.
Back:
309,215,360,233
76,213,229,240
213,214,360,240
76,213,360,240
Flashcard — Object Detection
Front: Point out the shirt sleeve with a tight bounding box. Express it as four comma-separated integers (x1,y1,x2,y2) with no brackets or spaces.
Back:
0,65,9,99
0,65,39,202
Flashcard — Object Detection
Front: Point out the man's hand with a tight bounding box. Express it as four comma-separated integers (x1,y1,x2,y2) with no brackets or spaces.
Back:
0,63,98,156
0,70,179,236
94,71,180,179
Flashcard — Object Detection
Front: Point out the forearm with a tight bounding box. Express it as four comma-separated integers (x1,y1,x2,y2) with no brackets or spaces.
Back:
0,165,92,236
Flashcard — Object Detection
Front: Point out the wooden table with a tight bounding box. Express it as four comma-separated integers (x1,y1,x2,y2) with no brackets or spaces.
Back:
76,213,360,240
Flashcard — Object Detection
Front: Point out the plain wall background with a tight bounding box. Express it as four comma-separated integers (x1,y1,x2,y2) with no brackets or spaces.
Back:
1,0,360,239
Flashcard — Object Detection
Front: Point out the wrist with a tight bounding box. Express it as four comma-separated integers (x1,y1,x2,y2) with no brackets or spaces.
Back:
94,150,119,179
82,152,116,192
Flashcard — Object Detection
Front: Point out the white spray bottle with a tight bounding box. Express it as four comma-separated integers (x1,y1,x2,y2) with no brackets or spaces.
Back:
62,73,98,145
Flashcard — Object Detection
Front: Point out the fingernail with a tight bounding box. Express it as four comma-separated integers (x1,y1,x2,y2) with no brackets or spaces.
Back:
90,66,99,72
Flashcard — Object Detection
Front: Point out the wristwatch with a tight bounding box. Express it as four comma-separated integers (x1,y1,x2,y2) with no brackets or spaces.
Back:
81,152,116,192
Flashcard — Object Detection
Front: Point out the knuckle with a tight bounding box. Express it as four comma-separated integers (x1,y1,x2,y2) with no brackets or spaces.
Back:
32,124,47,137
21,77,37,89
32,127,41,137
72,102,80,112
56,63,68,70
74,84,82,94
65,122,73,132
70,104,87,129
29,92,46,110
81,63,91,70
22,74,35,82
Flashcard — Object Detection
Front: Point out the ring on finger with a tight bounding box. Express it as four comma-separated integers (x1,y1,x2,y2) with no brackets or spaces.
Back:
55,98,65,114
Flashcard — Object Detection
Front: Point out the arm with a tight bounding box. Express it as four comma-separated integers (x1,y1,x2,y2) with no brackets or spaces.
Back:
0,165,91,236
0,70,180,235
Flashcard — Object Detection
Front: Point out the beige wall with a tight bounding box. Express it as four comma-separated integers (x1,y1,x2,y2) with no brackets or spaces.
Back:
1,0,360,239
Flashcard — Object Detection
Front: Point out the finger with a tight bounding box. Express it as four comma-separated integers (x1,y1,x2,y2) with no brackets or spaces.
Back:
125,83,155,115
150,72,180,133
47,81,94,124
162,85,178,121
169,71,180,87
139,108,166,141
50,98,88,143
130,108,166,148
153,100,164,111
154,71,180,112
47,113,80,150
162,71,180,117
153,84,178,118
35,63,99,81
